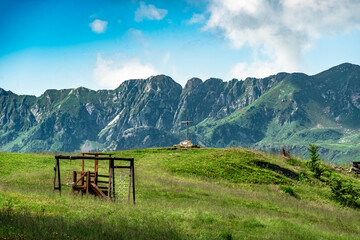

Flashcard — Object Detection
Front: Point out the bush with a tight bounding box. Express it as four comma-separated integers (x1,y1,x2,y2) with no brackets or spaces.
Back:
330,178,359,208
281,186,297,197
307,144,324,179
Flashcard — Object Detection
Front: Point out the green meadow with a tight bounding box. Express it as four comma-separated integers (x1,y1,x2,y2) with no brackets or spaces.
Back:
1,148,360,239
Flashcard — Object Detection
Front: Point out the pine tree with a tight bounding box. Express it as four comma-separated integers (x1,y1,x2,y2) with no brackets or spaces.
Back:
307,144,323,178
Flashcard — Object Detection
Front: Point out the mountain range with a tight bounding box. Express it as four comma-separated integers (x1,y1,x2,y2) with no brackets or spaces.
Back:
1,63,360,163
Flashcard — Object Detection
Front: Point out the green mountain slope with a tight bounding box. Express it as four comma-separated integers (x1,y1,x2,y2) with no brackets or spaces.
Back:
191,64,360,163
1,63,360,163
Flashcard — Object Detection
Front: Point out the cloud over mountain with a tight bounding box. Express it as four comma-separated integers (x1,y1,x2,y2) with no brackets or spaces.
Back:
93,53,158,88
205,0,360,79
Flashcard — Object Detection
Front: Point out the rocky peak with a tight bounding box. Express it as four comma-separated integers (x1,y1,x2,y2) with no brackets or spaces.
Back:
0,88,13,96
184,78,203,90
145,75,181,92
203,78,223,88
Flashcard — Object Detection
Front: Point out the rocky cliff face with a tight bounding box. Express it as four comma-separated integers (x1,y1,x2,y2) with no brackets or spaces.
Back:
1,63,360,163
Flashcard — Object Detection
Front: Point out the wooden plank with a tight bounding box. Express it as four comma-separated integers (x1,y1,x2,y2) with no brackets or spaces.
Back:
82,153,113,156
98,174,110,178
90,183,107,198
97,180,109,184
75,171,96,175
73,172,86,186
55,155,134,161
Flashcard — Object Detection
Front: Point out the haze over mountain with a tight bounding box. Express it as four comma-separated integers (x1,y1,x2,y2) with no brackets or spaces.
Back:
1,63,360,163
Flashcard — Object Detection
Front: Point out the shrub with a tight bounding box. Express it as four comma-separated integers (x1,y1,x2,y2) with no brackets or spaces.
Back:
307,144,324,179
330,178,359,208
281,186,297,197
298,173,307,182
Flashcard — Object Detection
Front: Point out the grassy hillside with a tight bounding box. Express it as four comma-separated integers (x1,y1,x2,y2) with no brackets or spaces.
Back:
1,148,360,239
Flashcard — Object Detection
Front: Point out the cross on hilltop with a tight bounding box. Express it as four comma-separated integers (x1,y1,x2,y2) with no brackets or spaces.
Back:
181,116,192,141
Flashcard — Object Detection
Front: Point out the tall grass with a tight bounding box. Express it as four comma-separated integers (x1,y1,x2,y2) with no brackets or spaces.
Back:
1,148,360,239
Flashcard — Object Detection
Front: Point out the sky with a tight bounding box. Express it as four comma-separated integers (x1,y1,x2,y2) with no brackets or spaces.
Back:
1,0,360,96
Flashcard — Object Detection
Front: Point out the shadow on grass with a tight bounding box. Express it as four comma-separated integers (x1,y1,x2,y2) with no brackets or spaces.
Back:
254,161,299,180
0,207,182,240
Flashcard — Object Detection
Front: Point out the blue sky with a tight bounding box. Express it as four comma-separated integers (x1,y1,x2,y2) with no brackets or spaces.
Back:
1,0,360,96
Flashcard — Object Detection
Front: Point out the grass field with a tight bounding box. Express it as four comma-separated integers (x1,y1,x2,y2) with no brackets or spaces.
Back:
1,148,360,239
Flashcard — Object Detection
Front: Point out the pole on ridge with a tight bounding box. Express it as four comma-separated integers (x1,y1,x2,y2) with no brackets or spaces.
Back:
181,115,193,141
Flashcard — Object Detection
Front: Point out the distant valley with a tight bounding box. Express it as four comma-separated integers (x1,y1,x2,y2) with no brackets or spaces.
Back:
1,63,360,163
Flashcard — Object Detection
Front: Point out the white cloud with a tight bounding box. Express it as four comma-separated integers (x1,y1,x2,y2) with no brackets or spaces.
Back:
135,2,168,22
188,13,205,24
94,53,158,88
128,28,146,44
231,61,281,80
89,19,108,34
205,0,360,77
162,52,171,65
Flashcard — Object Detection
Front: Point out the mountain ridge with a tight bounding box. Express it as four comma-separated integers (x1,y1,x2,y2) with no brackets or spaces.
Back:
1,63,360,163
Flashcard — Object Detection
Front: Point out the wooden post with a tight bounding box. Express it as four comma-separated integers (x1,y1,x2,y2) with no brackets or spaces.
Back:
82,153,85,171
131,159,135,204
128,168,131,203
52,158,58,192
112,164,115,199
94,154,98,175
81,153,85,185
86,171,90,195
108,159,113,198
57,158,61,195
72,171,77,193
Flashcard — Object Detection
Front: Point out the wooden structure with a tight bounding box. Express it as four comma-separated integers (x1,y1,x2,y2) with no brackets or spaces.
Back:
181,116,193,141
52,153,135,204
349,161,360,174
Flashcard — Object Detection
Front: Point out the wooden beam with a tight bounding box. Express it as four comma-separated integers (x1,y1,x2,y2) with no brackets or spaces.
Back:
86,171,90,195
98,174,110,178
82,152,113,157
73,172,87,186
55,155,134,161
52,158,58,192
128,168,131,203
90,183,107,199
82,153,85,171
112,163,115,199
132,159,135,204
108,159,112,198
57,158,61,195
